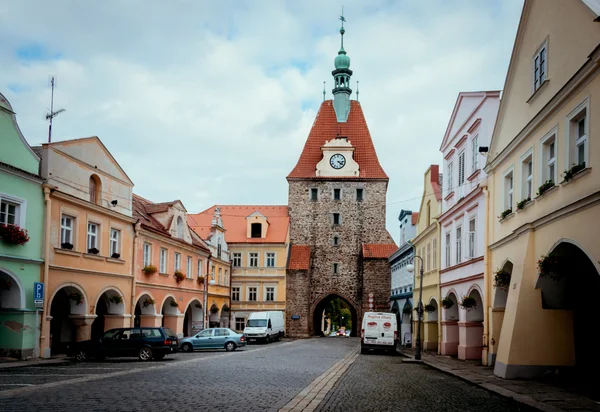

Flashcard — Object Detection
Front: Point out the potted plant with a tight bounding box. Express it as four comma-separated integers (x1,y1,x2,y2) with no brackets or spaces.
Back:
537,180,555,196
537,253,568,281
174,271,185,283
0,224,30,246
402,307,412,315
0,278,13,290
69,292,83,305
108,295,123,305
563,162,586,182
142,264,157,275
170,300,179,308
441,297,454,309
494,269,511,290
222,305,230,312
88,247,99,255
142,297,155,307
460,296,477,311
195,303,202,309
516,197,531,211
111,252,120,259
197,275,205,285
424,304,436,313
61,242,74,250
498,208,512,221
210,306,219,314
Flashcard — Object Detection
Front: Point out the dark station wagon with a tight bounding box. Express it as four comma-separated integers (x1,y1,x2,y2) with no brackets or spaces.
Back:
67,327,179,361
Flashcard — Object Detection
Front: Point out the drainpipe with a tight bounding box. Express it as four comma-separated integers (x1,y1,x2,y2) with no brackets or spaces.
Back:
131,222,140,327
436,218,442,355
482,185,491,366
205,255,210,329
40,185,52,358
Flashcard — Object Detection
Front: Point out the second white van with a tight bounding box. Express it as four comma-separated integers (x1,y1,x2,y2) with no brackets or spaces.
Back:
243,311,284,343
360,311,397,354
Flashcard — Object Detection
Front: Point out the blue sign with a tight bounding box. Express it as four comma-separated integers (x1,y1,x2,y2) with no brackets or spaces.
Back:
34,282,44,301
291,315,300,320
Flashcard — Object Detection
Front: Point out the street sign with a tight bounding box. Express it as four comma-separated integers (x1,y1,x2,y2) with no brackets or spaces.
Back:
368,292,374,298
34,282,44,301
291,315,301,320
34,300,43,308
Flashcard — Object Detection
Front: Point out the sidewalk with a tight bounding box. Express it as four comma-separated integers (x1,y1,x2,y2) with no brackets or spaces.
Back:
398,347,600,412
0,356,71,369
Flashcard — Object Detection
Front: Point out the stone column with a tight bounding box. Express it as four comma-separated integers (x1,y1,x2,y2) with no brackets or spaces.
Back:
458,321,483,360
163,314,185,337
139,314,162,328
103,314,132,331
441,320,459,356
423,320,439,351
69,315,97,342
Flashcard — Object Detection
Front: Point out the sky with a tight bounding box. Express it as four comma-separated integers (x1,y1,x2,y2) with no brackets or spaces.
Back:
0,0,523,243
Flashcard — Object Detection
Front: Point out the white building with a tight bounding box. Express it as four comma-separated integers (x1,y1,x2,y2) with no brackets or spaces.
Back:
438,91,500,361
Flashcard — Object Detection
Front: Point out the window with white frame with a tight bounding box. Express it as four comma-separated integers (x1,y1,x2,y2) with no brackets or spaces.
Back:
109,228,120,256
0,195,25,227
211,265,215,280
504,170,514,210
87,222,99,251
61,215,74,245
426,243,431,272
447,162,453,192
248,287,257,301
265,287,275,301
143,243,152,267
458,151,465,186
160,248,167,273
533,41,547,92
456,226,462,264
197,259,203,276
224,270,228,286
542,134,557,183
471,135,479,173
174,252,181,271
249,253,258,267
187,257,193,278
521,153,533,200
218,267,222,284
266,252,275,267
232,252,241,267
468,218,476,259
567,101,588,168
231,287,240,301
432,239,437,270
445,232,451,268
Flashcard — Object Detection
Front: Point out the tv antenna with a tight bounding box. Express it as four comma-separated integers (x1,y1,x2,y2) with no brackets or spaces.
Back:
46,76,65,143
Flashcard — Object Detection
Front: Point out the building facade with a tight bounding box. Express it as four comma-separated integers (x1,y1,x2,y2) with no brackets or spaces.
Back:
132,194,211,338
189,205,288,333
438,91,500,360
485,0,600,378
411,165,442,352
0,92,45,359
389,210,417,346
36,137,136,357
285,23,396,338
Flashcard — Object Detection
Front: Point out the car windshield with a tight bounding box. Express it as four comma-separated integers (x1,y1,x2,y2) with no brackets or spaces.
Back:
102,330,120,340
163,328,177,338
247,319,267,327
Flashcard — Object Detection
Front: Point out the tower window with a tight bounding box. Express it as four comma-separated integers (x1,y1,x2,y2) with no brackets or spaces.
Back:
356,188,363,201
332,213,340,225
333,263,339,275
333,188,341,201
333,236,339,246
310,188,318,201
251,223,262,238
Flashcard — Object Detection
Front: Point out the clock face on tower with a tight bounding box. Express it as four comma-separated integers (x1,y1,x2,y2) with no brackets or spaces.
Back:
330,154,346,169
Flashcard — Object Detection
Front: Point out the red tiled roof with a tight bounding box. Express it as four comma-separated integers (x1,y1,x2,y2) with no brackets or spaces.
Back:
288,245,311,270
188,205,289,244
287,100,388,180
411,213,419,226
430,165,442,202
362,243,398,259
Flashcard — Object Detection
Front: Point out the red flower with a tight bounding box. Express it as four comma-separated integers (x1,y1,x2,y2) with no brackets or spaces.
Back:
0,224,30,246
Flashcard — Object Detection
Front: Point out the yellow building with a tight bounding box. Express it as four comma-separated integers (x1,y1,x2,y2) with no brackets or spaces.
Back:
189,206,289,333
411,165,443,352
485,0,600,378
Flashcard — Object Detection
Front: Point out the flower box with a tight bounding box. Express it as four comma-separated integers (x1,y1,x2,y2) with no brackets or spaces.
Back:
498,208,512,221
174,271,185,283
441,297,454,309
402,307,412,315
88,247,100,255
537,180,555,197
195,303,202,309
0,224,30,246
516,197,531,211
61,242,74,250
210,306,219,314
170,300,179,308
563,162,586,182
111,253,120,259
142,265,157,275
197,275,205,285
460,296,477,310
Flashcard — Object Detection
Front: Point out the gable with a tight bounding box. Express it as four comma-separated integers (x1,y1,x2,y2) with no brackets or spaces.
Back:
51,137,133,185
440,94,486,151
0,93,40,175
489,0,600,158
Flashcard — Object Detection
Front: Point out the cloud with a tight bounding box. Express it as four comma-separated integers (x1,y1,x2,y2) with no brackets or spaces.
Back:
0,0,523,243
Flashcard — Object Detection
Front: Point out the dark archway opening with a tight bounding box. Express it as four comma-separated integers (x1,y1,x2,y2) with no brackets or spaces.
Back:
183,306,191,336
134,304,142,327
91,297,107,340
312,295,358,337
49,289,75,354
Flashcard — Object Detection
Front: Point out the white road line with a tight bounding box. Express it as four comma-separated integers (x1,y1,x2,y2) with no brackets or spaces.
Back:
23,367,132,370
0,374,90,376
0,384,35,387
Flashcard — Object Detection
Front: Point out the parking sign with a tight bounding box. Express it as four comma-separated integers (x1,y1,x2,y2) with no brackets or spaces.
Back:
34,282,44,301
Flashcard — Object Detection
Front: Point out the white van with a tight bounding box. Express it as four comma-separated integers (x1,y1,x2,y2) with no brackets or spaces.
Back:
243,311,284,343
360,312,397,354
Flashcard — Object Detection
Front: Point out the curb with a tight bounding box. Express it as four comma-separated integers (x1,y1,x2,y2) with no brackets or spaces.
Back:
0,358,72,370
397,349,563,412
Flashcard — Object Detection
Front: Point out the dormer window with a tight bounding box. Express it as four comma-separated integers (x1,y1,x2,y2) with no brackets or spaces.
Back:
176,216,184,238
251,223,262,238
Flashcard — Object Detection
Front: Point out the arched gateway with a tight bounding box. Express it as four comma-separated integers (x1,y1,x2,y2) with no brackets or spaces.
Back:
285,22,396,338
312,294,359,337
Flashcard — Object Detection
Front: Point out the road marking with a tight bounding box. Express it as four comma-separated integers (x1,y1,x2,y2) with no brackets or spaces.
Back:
0,374,90,376
0,384,35,387
0,340,299,398
279,345,359,412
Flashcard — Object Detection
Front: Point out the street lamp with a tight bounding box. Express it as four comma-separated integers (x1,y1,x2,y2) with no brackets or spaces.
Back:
406,255,424,361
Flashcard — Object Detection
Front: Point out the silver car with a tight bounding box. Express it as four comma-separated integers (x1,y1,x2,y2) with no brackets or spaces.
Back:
179,328,246,352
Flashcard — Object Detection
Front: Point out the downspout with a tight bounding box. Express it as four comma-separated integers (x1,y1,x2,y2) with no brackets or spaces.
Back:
205,255,211,329
436,218,442,355
40,185,52,358
482,185,491,366
131,222,140,327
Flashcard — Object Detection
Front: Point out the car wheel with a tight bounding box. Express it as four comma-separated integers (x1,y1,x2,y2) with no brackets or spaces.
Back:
75,349,87,362
181,343,193,353
360,347,367,355
153,353,165,361
138,347,153,361
225,341,236,352
265,335,271,344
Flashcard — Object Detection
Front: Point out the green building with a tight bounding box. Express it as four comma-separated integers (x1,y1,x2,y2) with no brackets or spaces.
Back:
0,92,45,359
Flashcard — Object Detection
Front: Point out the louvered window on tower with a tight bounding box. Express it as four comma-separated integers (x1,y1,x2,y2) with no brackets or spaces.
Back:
332,213,340,225
310,188,318,201
356,188,363,201
458,151,465,186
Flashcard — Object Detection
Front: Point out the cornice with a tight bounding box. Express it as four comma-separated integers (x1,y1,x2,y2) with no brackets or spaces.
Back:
439,257,484,274
139,228,211,258
52,190,136,223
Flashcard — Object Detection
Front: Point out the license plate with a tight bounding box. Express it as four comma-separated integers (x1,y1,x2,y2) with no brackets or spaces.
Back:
366,338,376,342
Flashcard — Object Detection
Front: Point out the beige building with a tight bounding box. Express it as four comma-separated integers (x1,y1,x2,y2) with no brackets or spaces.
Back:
485,0,600,378
411,165,443,352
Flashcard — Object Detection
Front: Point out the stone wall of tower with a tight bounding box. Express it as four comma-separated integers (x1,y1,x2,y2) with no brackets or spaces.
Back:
287,179,393,336
362,258,393,314
285,269,311,337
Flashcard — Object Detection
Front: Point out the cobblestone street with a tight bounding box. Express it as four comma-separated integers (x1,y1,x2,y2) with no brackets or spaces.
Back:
0,338,542,412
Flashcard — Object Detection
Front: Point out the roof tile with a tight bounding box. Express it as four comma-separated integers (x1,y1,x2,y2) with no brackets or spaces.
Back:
288,245,311,270
362,243,398,259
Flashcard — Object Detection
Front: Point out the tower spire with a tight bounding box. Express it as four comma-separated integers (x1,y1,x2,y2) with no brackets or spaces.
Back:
332,9,352,122
323,81,326,101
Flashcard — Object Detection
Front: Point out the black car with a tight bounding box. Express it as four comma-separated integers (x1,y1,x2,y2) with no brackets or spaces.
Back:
67,327,179,361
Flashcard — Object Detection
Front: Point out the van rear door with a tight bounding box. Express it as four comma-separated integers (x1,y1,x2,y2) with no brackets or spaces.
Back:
363,313,395,347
